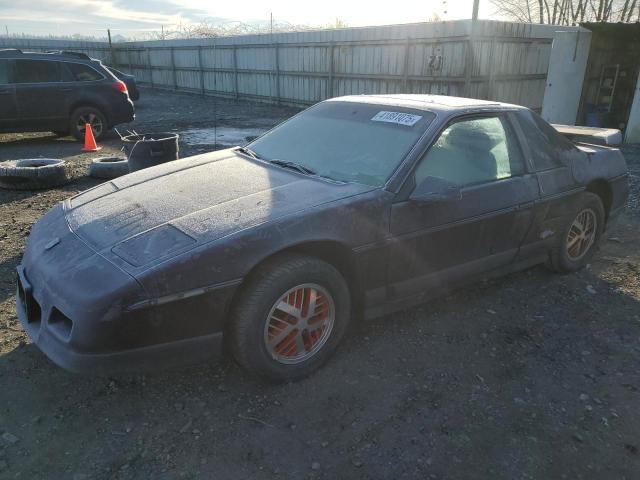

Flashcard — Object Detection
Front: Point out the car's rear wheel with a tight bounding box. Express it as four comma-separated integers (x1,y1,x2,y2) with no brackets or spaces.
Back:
548,192,605,273
229,254,351,382
70,107,107,142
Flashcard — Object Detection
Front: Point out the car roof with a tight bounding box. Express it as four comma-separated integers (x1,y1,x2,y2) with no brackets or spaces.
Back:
0,49,98,63
327,94,524,113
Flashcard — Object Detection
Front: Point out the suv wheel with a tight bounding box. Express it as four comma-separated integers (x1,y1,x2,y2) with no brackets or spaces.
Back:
70,107,107,142
229,254,351,382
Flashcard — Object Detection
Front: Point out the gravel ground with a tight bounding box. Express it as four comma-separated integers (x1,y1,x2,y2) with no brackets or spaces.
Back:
0,89,639,480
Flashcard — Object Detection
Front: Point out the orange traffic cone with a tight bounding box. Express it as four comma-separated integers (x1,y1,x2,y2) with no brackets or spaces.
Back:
82,123,101,152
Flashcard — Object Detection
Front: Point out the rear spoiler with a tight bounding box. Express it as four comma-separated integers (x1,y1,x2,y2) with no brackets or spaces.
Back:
552,124,622,147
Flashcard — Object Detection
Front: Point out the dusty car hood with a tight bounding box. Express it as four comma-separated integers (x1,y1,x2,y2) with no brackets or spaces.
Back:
65,149,373,267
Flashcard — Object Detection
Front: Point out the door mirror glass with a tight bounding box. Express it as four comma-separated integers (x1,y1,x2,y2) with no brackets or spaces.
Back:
409,175,461,203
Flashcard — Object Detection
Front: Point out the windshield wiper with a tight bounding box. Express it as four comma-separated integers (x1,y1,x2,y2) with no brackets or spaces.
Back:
269,159,316,176
236,146,261,159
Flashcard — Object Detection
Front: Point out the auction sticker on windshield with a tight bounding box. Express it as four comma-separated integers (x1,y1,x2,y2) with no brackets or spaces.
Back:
371,111,423,126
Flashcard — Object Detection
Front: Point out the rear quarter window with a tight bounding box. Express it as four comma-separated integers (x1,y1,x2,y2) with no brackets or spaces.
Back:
13,59,60,83
516,109,576,171
66,63,103,81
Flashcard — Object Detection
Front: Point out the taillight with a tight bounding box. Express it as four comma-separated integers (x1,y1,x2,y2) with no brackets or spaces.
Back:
111,80,128,94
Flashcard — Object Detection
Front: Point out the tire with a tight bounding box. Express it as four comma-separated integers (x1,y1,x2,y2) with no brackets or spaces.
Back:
229,253,351,382
89,156,130,179
70,107,108,142
548,192,605,273
0,159,70,190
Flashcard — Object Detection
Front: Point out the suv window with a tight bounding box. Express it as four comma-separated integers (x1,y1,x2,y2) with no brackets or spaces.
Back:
516,110,575,171
0,60,8,85
66,62,103,81
413,116,524,188
13,59,59,83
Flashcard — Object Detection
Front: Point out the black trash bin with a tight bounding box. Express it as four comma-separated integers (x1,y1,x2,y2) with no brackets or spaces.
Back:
122,132,179,172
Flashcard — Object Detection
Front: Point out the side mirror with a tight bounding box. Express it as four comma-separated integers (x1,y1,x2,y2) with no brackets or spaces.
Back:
409,176,462,204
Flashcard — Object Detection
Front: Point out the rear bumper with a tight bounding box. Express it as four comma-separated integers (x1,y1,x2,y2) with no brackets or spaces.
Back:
108,98,135,126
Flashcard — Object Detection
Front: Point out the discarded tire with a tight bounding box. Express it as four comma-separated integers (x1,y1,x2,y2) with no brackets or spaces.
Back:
0,159,70,190
89,156,129,179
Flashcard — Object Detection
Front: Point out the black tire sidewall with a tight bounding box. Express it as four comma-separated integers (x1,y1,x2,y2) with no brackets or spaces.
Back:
230,254,351,382
70,107,108,141
553,192,605,272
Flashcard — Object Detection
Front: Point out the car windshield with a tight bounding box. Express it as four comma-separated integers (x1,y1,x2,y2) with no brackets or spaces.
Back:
248,101,435,186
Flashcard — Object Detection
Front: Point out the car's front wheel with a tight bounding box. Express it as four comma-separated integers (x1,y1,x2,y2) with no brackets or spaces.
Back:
229,254,351,382
70,107,107,142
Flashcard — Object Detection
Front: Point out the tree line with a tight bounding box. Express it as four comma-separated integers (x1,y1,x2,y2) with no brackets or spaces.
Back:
490,0,640,24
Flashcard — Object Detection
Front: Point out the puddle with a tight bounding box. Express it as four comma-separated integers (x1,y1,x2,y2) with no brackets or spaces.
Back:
180,127,269,147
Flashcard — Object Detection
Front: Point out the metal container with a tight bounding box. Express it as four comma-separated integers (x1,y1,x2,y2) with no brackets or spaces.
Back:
122,132,179,172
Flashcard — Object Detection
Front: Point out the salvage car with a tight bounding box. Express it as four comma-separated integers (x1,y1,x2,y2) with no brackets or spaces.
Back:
0,49,134,141
16,95,629,381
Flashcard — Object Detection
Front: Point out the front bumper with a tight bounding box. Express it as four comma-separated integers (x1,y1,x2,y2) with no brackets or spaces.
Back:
16,281,222,374
16,205,234,374
16,262,229,374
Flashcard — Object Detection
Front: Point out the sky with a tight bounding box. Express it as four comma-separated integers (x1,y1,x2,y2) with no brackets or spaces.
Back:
0,0,502,39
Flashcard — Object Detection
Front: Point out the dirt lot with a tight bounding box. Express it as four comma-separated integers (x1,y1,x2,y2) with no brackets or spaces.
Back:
1,89,639,480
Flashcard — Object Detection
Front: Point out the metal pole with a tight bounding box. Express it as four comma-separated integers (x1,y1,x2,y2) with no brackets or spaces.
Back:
170,46,177,90
107,29,114,65
472,0,480,20
233,45,239,101
328,42,335,99
197,46,205,95
274,43,281,104
402,37,411,92
146,47,153,87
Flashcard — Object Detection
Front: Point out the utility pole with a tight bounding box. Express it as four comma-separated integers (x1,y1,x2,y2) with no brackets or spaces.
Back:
472,0,480,20
270,13,273,35
4,25,8,37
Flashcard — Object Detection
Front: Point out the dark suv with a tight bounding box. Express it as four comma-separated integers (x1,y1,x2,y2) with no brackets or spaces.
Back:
0,49,134,141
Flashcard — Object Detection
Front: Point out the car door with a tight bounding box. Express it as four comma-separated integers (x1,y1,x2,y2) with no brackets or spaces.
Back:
13,59,68,129
0,59,17,129
387,113,539,301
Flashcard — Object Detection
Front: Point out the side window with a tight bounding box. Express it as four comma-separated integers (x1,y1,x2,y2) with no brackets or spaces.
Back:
59,62,75,82
66,63,103,81
413,116,524,188
0,60,8,85
516,110,575,171
13,60,60,83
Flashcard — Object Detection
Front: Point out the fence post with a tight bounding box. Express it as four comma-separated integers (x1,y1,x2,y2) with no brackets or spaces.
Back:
197,46,205,95
170,46,177,91
487,36,497,100
402,37,411,92
464,37,474,97
233,45,239,101
327,42,335,99
146,47,153,87
274,43,281,104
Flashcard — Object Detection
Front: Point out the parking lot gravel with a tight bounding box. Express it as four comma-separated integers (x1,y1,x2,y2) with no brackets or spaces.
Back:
0,88,639,479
